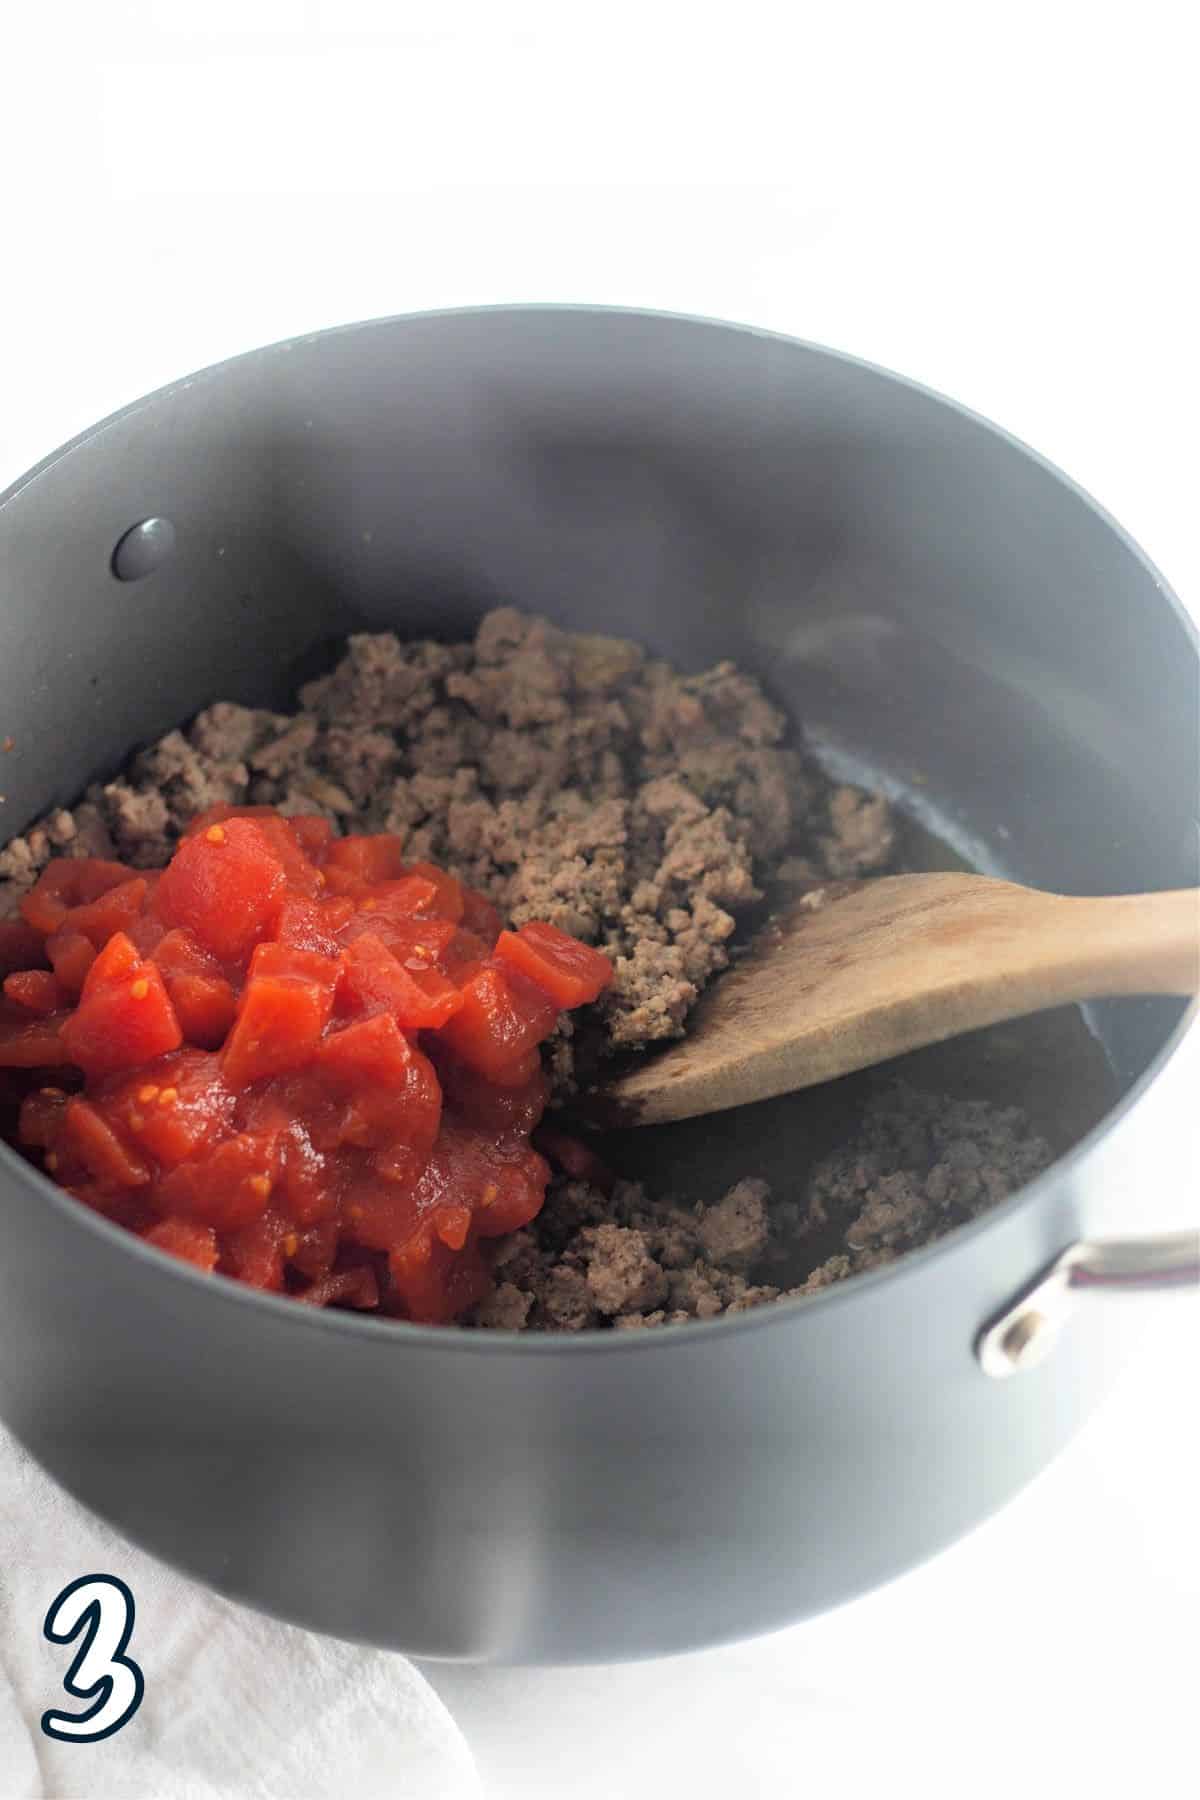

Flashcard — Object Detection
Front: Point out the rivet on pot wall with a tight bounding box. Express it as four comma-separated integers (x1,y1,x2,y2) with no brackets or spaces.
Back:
111,517,176,581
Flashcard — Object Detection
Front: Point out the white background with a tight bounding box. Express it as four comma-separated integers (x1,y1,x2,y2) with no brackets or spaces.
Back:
2,5,1197,1797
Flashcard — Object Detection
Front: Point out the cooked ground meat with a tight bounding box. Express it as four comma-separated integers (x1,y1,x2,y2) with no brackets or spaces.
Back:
1,608,1053,1330
473,1086,1053,1330
0,608,894,1092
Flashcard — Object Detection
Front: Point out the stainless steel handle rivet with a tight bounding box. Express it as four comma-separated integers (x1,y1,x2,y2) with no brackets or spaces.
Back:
977,1231,1200,1379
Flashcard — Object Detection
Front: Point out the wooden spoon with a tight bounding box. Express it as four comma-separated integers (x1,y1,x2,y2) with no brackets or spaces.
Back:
600,874,1200,1125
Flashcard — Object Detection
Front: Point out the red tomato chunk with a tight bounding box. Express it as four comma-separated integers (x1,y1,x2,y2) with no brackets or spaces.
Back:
494,921,615,1009
0,810,613,1323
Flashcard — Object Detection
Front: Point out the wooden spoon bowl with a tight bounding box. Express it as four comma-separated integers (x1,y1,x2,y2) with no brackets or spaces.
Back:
601,873,1200,1125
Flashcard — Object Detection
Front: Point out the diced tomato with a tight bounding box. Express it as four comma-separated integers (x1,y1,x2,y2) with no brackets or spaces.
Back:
494,921,613,1008
426,1129,551,1240
372,1141,426,1190
19,859,135,934
321,895,357,932
17,1083,70,1147
168,973,237,1048
148,930,238,1047
439,928,492,981
300,1264,380,1309
183,805,329,892
19,878,70,935
142,1217,219,1272
221,962,336,1087
320,1011,414,1086
337,933,463,1030
236,1069,344,1156
340,875,440,921
325,834,407,886
377,876,444,916
81,930,143,996
330,1036,441,1155
438,963,558,1080
341,1171,424,1254
479,1047,543,1087
533,1127,616,1193
71,1185,155,1235
67,877,149,950
289,814,335,861
0,1009,72,1067
221,1208,288,1289
247,941,341,989
273,896,342,957
44,928,97,995
386,1223,492,1324
435,1048,549,1137
287,1216,339,1280
98,1051,235,1169
473,1160,550,1237
434,1205,473,1251
151,928,217,979
125,913,167,957
61,939,182,1080
59,1098,151,1189
336,910,458,965
235,814,324,897
155,819,287,964
157,1131,280,1232
402,861,464,923
0,918,50,974
459,886,503,947
272,1124,336,1226
3,811,612,1323
183,803,279,836
410,1124,549,1241
66,859,139,901
3,969,64,1016
396,965,465,1030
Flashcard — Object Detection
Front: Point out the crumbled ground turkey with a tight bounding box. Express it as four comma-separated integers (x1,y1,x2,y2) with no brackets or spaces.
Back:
0,607,894,1091
470,1085,1052,1330
0,608,1053,1329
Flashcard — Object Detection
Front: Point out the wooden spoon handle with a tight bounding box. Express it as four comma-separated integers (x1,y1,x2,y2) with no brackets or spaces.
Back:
1035,888,1199,1000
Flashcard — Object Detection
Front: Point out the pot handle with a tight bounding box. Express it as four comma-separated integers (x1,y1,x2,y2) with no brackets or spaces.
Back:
976,1229,1200,1377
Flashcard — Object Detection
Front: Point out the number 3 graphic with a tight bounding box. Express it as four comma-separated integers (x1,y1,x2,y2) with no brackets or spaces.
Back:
41,1574,145,1743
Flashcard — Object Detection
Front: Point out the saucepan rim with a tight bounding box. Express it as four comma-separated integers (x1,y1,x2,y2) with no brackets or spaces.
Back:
0,302,1195,1357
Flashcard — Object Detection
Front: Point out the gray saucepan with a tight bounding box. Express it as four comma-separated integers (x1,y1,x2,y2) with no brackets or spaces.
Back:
0,307,1196,1662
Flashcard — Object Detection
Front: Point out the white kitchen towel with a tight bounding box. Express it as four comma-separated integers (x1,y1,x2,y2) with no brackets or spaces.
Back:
0,1426,481,1800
